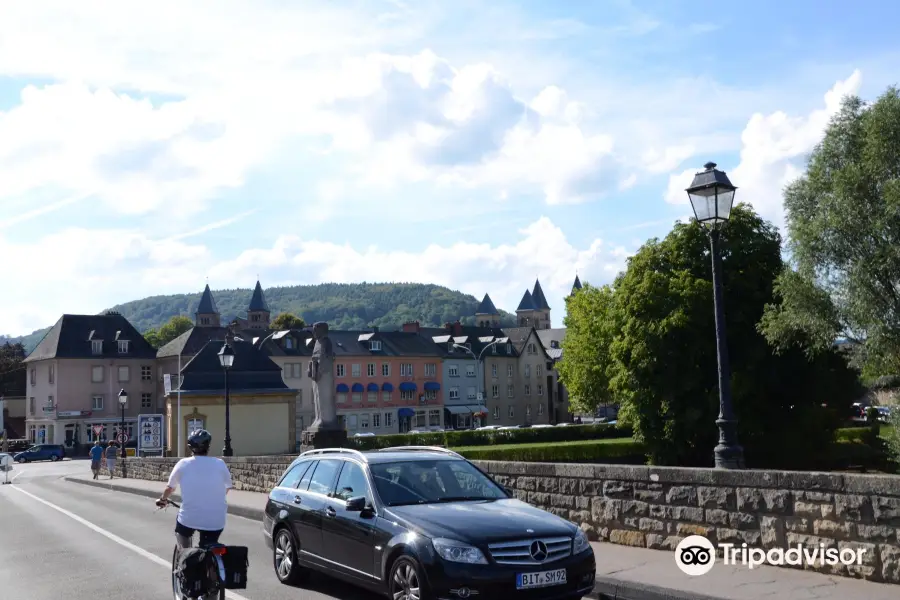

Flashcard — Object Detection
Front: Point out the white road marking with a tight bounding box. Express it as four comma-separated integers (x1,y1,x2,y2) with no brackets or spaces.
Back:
10,485,253,600
10,470,23,482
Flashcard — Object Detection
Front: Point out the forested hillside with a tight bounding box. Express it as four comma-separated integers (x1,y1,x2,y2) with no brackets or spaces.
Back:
3,283,516,353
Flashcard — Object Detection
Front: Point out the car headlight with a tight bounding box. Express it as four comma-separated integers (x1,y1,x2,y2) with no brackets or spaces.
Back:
573,528,590,554
432,538,488,564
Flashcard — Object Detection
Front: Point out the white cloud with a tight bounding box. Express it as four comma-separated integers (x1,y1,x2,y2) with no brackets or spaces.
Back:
663,70,863,229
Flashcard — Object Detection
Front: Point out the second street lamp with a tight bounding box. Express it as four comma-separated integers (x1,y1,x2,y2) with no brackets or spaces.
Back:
686,161,745,469
117,389,127,460
218,342,235,457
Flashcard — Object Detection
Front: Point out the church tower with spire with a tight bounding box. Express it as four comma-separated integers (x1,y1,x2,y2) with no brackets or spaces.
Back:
515,278,552,329
247,280,271,329
570,274,583,296
195,284,221,328
474,293,501,328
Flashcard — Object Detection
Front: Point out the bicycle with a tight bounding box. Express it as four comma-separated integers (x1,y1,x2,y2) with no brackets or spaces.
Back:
156,499,226,600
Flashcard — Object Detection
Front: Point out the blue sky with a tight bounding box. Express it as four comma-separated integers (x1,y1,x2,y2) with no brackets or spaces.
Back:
0,0,898,336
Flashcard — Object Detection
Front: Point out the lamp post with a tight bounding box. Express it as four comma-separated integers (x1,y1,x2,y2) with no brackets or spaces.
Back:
453,340,499,427
685,161,744,469
218,342,235,457
117,389,127,460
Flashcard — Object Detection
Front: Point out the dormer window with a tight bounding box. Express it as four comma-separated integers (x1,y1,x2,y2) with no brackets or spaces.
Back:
448,343,454,353
370,340,382,351
491,344,497,354
506,343,512,354
551,340,559,348
91,340,103,355
117,340,130,354
285,338,294,349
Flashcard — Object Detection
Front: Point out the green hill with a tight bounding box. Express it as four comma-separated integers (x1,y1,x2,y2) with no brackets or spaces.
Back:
2,283,516,354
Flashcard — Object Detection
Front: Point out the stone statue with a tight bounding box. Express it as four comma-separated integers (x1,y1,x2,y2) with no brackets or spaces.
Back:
308,322,339,431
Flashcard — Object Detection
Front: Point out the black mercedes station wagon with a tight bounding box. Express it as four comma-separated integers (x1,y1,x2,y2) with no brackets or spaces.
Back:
263,446,596,600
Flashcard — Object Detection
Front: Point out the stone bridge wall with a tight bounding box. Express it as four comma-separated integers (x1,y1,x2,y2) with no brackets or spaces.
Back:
117,456,900,583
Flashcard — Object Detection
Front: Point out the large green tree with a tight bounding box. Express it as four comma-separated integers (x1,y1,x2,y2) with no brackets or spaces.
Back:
760,87,900,377
0,342,26,395
271,312,306,330
560,204,863,467
144,315,193,349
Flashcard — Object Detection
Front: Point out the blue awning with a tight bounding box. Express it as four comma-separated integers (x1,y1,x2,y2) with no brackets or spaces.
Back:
424,381,440,391
398,407,415,418
399,382,417,392
382,382,394,392
351,383,364,392
336,383,349,393
367,383,379,392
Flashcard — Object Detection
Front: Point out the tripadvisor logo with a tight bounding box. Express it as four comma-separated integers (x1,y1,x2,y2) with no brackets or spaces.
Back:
674,535,866,576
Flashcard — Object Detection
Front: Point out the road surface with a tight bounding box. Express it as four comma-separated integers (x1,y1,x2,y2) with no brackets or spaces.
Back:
0,459,377,600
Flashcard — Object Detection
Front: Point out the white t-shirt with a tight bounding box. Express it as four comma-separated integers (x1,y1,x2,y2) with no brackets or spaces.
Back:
167,456,233,531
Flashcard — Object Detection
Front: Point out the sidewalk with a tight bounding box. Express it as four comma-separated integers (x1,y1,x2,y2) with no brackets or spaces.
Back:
65,474,899,600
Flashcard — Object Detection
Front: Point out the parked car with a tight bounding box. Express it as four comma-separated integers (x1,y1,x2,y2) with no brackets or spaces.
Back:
14,444,65,463
263,446,596,600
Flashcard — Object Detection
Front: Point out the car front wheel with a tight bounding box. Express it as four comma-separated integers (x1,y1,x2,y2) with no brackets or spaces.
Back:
389,556,429,600
16,458,26,464
50,455,60,461
273,527,305,585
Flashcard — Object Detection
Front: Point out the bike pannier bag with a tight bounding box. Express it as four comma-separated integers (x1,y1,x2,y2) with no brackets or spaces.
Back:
175,547,215,598
220,545,250,589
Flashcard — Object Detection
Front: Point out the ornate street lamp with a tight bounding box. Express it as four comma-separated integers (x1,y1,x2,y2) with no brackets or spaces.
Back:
686,161,744,469
117,389,128,460
218,342,235,457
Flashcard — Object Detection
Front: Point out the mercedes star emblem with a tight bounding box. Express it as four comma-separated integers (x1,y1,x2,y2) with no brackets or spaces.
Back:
530,540,548,562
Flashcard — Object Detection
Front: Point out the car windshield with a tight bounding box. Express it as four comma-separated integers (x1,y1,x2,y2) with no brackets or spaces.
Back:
370,459,508,506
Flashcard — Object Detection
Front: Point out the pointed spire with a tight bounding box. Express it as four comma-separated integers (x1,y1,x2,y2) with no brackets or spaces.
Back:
248,280,270,312
531,278,550,310
196,284,219,315
572,274,583,293
475,293,499,315
516,289,536,312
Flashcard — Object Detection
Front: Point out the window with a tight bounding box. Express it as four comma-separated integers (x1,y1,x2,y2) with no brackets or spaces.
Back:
337,393,347,404
92,340,103,355
141,393,152,408
335,462,369,501
507,385,514,398
348,414,358,429
92,366,104,383
92,396,104,410
525,384,531,396
373,413,381,428
29,397,35,414
425,363,436,376
448,365,459,377
297,390,303,407
336,364,345,377
506,343,513,354
537,384,543,396
467,387,476,400
352,364,361,377
507,365,513,377
279,461,311,488
491,385,499,398
283,363,302,379
360,414,370,429
200,317,210,325
370,340,382,351
298,461,317,489
508,405,515,418
118,340,130,353
285,337,293,349
415,411,426,427
352,392,362,403
367,363,376,377
49,364,54,384
493,406,500,420
527,343,537,354
491,344,497,354
309,460,341,494
382,391,391,403
46,395,54,410
525,365,531,377
384,412,393,428
424,390,437,401
141,366,152,381
400,363,413,376
428,409,441,427
491,364,497,377
538,403,544,416
382,363,391,377
367,391,377,403
537,365,543,377
118,366,130,382
449,387,459,400
400,390,414,402
466,364,475,377
526,405,531,419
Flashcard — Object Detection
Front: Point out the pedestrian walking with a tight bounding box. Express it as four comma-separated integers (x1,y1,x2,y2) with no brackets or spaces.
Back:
89,440,104,479
104,441,118,479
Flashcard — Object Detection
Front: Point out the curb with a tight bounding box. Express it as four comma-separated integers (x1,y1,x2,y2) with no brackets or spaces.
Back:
64,477,721,600
63,476,266,522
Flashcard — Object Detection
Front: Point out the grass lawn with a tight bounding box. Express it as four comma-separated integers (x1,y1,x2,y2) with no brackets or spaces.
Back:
880,425,895,440
451,437,632,453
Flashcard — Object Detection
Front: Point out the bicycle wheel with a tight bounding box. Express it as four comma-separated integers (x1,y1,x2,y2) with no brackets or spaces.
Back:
172,546,181,600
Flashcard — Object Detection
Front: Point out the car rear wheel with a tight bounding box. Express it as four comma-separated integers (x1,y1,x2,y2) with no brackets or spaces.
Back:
389,556,429,600
273,527,305,585
16,458,26,464
50,455,60,461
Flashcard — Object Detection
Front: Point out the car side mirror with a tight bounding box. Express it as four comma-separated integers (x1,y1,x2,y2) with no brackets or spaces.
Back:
345,496,367,511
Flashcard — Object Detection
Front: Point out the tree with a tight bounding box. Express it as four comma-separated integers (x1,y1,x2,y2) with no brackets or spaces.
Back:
760,87,900,377
557,285,617,414
560,204,863,467
144,315,193,349
0,342,26,395
271,312,306,330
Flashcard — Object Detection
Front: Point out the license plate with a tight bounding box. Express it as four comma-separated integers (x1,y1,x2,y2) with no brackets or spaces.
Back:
516,568,566,589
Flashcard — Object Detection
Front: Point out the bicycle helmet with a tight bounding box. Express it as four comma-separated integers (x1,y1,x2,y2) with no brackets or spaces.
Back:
187,429,212,453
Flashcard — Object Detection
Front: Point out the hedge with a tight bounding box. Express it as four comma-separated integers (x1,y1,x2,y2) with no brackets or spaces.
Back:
347,423,633,450
834,425,881,445
458,439,646,463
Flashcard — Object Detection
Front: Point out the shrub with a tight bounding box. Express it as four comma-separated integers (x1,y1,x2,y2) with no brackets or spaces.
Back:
460,439,645,463
347,423,633,451
834,425,880,445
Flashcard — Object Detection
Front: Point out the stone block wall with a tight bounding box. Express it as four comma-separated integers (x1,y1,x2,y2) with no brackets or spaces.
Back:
117,456,900,584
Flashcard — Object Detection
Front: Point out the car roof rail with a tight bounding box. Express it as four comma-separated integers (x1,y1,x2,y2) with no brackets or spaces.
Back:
376,445,463,458
299,448,368,461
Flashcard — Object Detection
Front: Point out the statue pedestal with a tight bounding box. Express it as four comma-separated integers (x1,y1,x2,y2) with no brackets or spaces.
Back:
299,428,349,454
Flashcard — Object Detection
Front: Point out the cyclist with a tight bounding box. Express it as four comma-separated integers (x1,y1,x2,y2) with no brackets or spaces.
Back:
156,429,233,549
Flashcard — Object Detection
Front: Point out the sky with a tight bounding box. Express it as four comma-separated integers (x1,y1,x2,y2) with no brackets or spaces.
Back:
1,0,899,337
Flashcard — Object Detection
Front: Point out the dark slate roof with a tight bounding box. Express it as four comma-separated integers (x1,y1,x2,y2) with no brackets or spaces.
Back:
157,326,229,358
537,328,566,360
179,339,293,395
516,289,536,311
418,325,518,358
24,314,157,362
572,275,582,292
475,293,498,315
326,330,446,358
196,285,219,315
258,329,314,357
248,281,270,312
531,278,550,310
